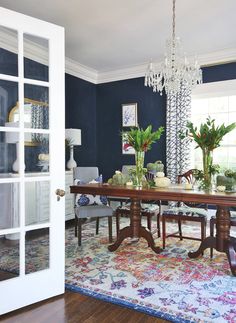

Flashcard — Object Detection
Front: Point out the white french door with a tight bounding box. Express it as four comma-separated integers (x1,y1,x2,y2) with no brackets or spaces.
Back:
0,7,65,314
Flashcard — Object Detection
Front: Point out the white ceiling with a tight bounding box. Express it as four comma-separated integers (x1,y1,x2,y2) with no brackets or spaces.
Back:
0,0,236,76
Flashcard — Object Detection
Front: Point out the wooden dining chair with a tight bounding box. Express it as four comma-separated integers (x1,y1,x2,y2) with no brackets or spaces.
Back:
162,169,208,249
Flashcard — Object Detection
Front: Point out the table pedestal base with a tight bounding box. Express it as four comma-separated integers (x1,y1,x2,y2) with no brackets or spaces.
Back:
188,205,236,276
108,226,162,254
108,198,161,254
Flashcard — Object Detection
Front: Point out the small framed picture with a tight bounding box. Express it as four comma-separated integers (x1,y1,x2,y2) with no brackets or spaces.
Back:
122,103,138,127
122,132,135,154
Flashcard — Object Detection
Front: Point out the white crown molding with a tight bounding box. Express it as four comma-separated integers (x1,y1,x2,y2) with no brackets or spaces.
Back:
0,28,18,54
97,47,236,84
96,63,148,84
65,57,98,83
192,79,236,99
0,28,98,83
1,28,235,84
0,28,49,66
198,47,236,67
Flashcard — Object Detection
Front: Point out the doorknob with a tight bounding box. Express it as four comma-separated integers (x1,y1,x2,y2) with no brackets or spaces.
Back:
55,189,65,201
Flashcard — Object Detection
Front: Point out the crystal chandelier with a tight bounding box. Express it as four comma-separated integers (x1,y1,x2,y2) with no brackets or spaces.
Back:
144,0,202,96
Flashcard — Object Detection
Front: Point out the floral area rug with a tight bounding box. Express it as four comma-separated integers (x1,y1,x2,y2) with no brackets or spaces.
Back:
0,233,49,275
0,218,235,322
65,218,236,323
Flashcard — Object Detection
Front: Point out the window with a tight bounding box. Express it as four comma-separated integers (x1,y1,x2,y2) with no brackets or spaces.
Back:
191,80,236,171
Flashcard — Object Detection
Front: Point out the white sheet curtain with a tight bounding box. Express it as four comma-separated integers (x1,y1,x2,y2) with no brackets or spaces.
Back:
166,83,192,183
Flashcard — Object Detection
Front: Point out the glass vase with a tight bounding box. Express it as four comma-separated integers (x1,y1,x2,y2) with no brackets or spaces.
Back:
135,151,145,188
202,149,213,190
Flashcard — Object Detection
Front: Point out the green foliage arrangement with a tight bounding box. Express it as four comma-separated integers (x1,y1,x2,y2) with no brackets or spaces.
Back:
147,160,164,173
181,117,236,190
107,171,130,186
224,169,236,180
124,125,164,152
193,164,220,188
180,117,236,151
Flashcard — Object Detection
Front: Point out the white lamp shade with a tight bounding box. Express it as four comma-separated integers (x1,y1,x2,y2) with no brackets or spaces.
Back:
65,128,81,146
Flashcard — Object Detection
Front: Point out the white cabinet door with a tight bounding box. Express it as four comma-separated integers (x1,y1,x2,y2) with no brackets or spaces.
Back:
0,6,65,314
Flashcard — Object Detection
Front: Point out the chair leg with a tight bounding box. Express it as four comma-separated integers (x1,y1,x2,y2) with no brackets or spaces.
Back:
200,219,206,256
96,217,99,235
108,216,112,243
78,218,82,246
157,213,161,238
75,216,78,237
210,218,214,258
147,214,152,231
162,216,166,249
116,211,120,237
178,219,183,240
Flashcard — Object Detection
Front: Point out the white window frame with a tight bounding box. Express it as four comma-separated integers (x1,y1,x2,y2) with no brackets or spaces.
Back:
191,79,236,170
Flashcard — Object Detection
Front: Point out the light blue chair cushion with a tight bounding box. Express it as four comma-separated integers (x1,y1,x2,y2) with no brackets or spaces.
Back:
75,205,113,219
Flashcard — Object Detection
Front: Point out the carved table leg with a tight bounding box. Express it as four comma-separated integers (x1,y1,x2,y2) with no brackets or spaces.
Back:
130,198,142,238
108,226,132,251
215,206,231,251
188,236,216,258
188,205,236,276
139,226,162,254
108,198,161,253
108,198,141,251
226,238,236,276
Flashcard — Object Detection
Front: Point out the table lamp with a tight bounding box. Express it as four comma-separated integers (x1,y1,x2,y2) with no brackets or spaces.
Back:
65,128,81,170
5,121,31,172
5,121,20,172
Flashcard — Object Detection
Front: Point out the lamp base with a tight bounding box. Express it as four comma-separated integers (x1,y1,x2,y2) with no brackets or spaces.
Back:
67,158,77,170
66,145,77,170
12,143,25,172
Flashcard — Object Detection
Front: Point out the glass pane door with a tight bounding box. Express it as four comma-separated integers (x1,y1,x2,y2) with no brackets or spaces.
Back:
0,6,65,314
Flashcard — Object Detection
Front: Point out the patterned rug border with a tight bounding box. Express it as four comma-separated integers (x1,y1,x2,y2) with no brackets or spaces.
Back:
65,283,193,323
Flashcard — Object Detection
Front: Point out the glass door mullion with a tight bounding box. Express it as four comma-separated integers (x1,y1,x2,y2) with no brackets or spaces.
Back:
0,74,19,82
18,29,25,277
24,79,49,87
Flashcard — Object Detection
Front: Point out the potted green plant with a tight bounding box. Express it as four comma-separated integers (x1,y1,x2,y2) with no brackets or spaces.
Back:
217,169,236,191
181,117,236,190
124,125,164,187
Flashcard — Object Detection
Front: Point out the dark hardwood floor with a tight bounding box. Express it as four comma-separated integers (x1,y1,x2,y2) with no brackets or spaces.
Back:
0,290,170,323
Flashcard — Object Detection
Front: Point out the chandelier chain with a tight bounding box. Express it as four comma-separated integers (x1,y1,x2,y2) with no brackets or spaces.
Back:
172,0,176,40
144,0,202,96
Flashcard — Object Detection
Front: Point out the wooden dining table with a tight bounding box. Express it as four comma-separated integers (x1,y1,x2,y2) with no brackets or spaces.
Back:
70,183,236,276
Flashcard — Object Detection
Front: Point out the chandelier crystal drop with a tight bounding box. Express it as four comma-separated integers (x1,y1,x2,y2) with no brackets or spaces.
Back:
144,0,202,96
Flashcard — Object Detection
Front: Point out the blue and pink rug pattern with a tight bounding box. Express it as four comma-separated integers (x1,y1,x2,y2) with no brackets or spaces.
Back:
65,218,236,323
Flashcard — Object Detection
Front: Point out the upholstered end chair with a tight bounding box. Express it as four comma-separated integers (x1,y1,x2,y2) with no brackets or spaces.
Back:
73,167,113,246
162,169,208,249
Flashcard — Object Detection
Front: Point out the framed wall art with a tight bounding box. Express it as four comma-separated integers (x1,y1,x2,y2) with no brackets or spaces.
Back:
122,103,138,127
122,132,135,155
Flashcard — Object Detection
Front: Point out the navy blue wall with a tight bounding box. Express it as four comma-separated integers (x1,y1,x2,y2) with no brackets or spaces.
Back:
65,74,97,167
95,62,236,180
2,45,236,179
203,62,236,83
96,78,166,180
